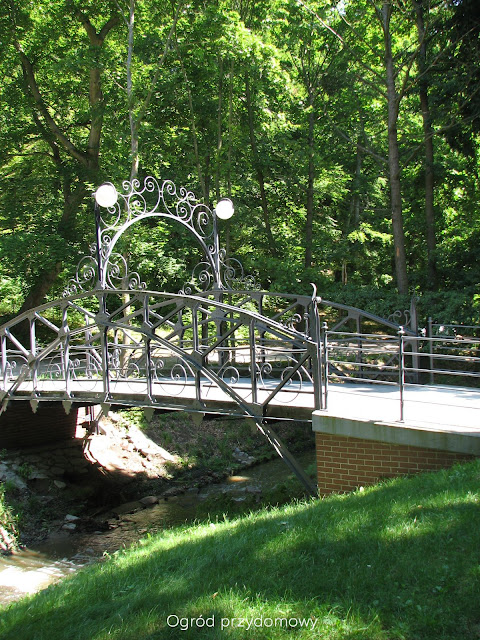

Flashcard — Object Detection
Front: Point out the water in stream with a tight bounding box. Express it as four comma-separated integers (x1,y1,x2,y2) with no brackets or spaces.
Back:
0,450,316,606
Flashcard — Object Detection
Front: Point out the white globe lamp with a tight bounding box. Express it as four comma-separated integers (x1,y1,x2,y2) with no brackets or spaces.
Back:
95,183,118,208
215,198,234,220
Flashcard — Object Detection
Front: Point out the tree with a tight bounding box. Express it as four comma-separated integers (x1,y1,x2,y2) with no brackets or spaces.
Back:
2,0,121,311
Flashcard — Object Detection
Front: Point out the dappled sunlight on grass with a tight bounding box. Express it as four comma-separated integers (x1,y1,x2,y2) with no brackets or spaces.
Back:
1,461,479,639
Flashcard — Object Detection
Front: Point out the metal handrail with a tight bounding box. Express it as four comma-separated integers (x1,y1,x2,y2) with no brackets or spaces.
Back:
323,326,480,421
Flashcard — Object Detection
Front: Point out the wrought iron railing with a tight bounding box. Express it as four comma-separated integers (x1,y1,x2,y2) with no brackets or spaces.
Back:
0,289,323,420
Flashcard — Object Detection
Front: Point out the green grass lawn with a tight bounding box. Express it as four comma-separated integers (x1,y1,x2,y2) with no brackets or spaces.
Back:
1,460,480,640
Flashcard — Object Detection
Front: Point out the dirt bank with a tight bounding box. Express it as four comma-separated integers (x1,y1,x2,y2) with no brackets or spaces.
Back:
0,408,315,551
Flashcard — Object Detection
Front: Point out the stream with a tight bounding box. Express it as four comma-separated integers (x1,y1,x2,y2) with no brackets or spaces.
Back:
0,450,316,607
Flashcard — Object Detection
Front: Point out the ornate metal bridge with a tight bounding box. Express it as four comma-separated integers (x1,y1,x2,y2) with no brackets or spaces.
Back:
1,177,478,493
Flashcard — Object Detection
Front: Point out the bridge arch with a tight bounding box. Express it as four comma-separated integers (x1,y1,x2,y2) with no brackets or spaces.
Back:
88,177,249,295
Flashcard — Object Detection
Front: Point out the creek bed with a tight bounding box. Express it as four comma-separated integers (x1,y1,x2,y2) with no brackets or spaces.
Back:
0,449,316,606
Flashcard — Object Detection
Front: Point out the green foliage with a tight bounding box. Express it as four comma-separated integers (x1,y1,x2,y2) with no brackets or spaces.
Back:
0,484,18,551
0,0,479,318
320,283,480,327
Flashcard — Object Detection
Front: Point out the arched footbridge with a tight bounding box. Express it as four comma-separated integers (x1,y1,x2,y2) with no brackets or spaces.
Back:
1,177,479,494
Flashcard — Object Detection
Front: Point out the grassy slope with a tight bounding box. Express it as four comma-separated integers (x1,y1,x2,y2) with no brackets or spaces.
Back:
1,461,480,640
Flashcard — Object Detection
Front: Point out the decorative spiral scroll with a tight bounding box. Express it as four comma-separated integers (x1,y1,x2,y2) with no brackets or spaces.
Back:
153,357,193,396
219,365,241,385
104,253,146,290
63,252,98,297
183,252,259,293
388,309,412,328
5,357,29,381
65,175,257,296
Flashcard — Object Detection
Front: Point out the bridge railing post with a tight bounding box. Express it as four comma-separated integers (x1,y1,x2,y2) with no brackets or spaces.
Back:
1,334,7,392
310,297,324,411
249,319,258,405
29,316,38,392
99,293,111,401
321,322,329,411
143,295,153,401
427,316,435,385
192,302,202,404
60,305,71,397
398,326,405,422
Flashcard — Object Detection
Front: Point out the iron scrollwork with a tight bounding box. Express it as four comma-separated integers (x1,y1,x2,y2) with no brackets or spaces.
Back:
65,176,257,297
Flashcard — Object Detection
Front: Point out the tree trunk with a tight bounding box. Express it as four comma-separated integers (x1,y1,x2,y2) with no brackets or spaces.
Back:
382,3,409,294
127,0,139,183
350,130,364,229
245,72,278,257
215,57,224,202
304,89,316,269
11,8,119,313
343,130,364,284
415,0,437,289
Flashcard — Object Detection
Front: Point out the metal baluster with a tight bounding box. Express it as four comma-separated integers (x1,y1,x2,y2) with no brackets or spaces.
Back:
62,306,71,397
427,316,434,385
30,316,38,393
249,319,257,405
322,322,329,411
144,296,153,401
192,303,202,403
311,297,324,411
399,326,405,422
84,313,92,379
100,293,110,401
1,334,7,392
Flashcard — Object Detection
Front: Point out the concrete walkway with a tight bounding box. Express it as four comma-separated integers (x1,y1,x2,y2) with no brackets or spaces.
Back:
315,382,480,455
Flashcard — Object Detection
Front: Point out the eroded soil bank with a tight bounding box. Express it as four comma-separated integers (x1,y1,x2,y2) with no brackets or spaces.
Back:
1,408,315,553
0,409,315,604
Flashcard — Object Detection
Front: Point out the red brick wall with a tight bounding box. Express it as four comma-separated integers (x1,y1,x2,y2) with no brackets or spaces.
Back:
0,401,78,449
316,432,476,495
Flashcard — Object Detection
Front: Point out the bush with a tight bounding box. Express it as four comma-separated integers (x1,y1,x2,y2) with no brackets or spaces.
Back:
0,484,18,553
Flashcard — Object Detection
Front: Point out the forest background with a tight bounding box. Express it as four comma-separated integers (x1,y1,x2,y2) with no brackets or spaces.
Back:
1,0,479,327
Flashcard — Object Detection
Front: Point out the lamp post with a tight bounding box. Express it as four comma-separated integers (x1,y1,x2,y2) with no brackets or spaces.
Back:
213,198,234,290
93,183,118,403
93,183,118,288
213,198,235,365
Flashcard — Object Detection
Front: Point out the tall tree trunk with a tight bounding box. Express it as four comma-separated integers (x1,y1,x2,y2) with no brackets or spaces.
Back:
126,0,181,183
382,3,409,295
342,129,364,285
225,60,235,262
415,0,437,289
215,57,224,202
127,0,139,183
304,88,316,269
244,72,278,257
350,128,364,229
179,55,206,200
10,7,119,312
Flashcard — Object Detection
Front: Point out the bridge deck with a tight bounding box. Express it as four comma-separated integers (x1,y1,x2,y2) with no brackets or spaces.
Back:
8,377,316,420
8,378,480,432
315,382,480,456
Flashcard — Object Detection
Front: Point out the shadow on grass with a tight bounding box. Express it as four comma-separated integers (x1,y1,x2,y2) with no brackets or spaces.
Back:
1,461,480,640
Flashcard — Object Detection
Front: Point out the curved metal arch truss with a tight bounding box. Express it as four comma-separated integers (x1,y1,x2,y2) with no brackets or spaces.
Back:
0,288,321,493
